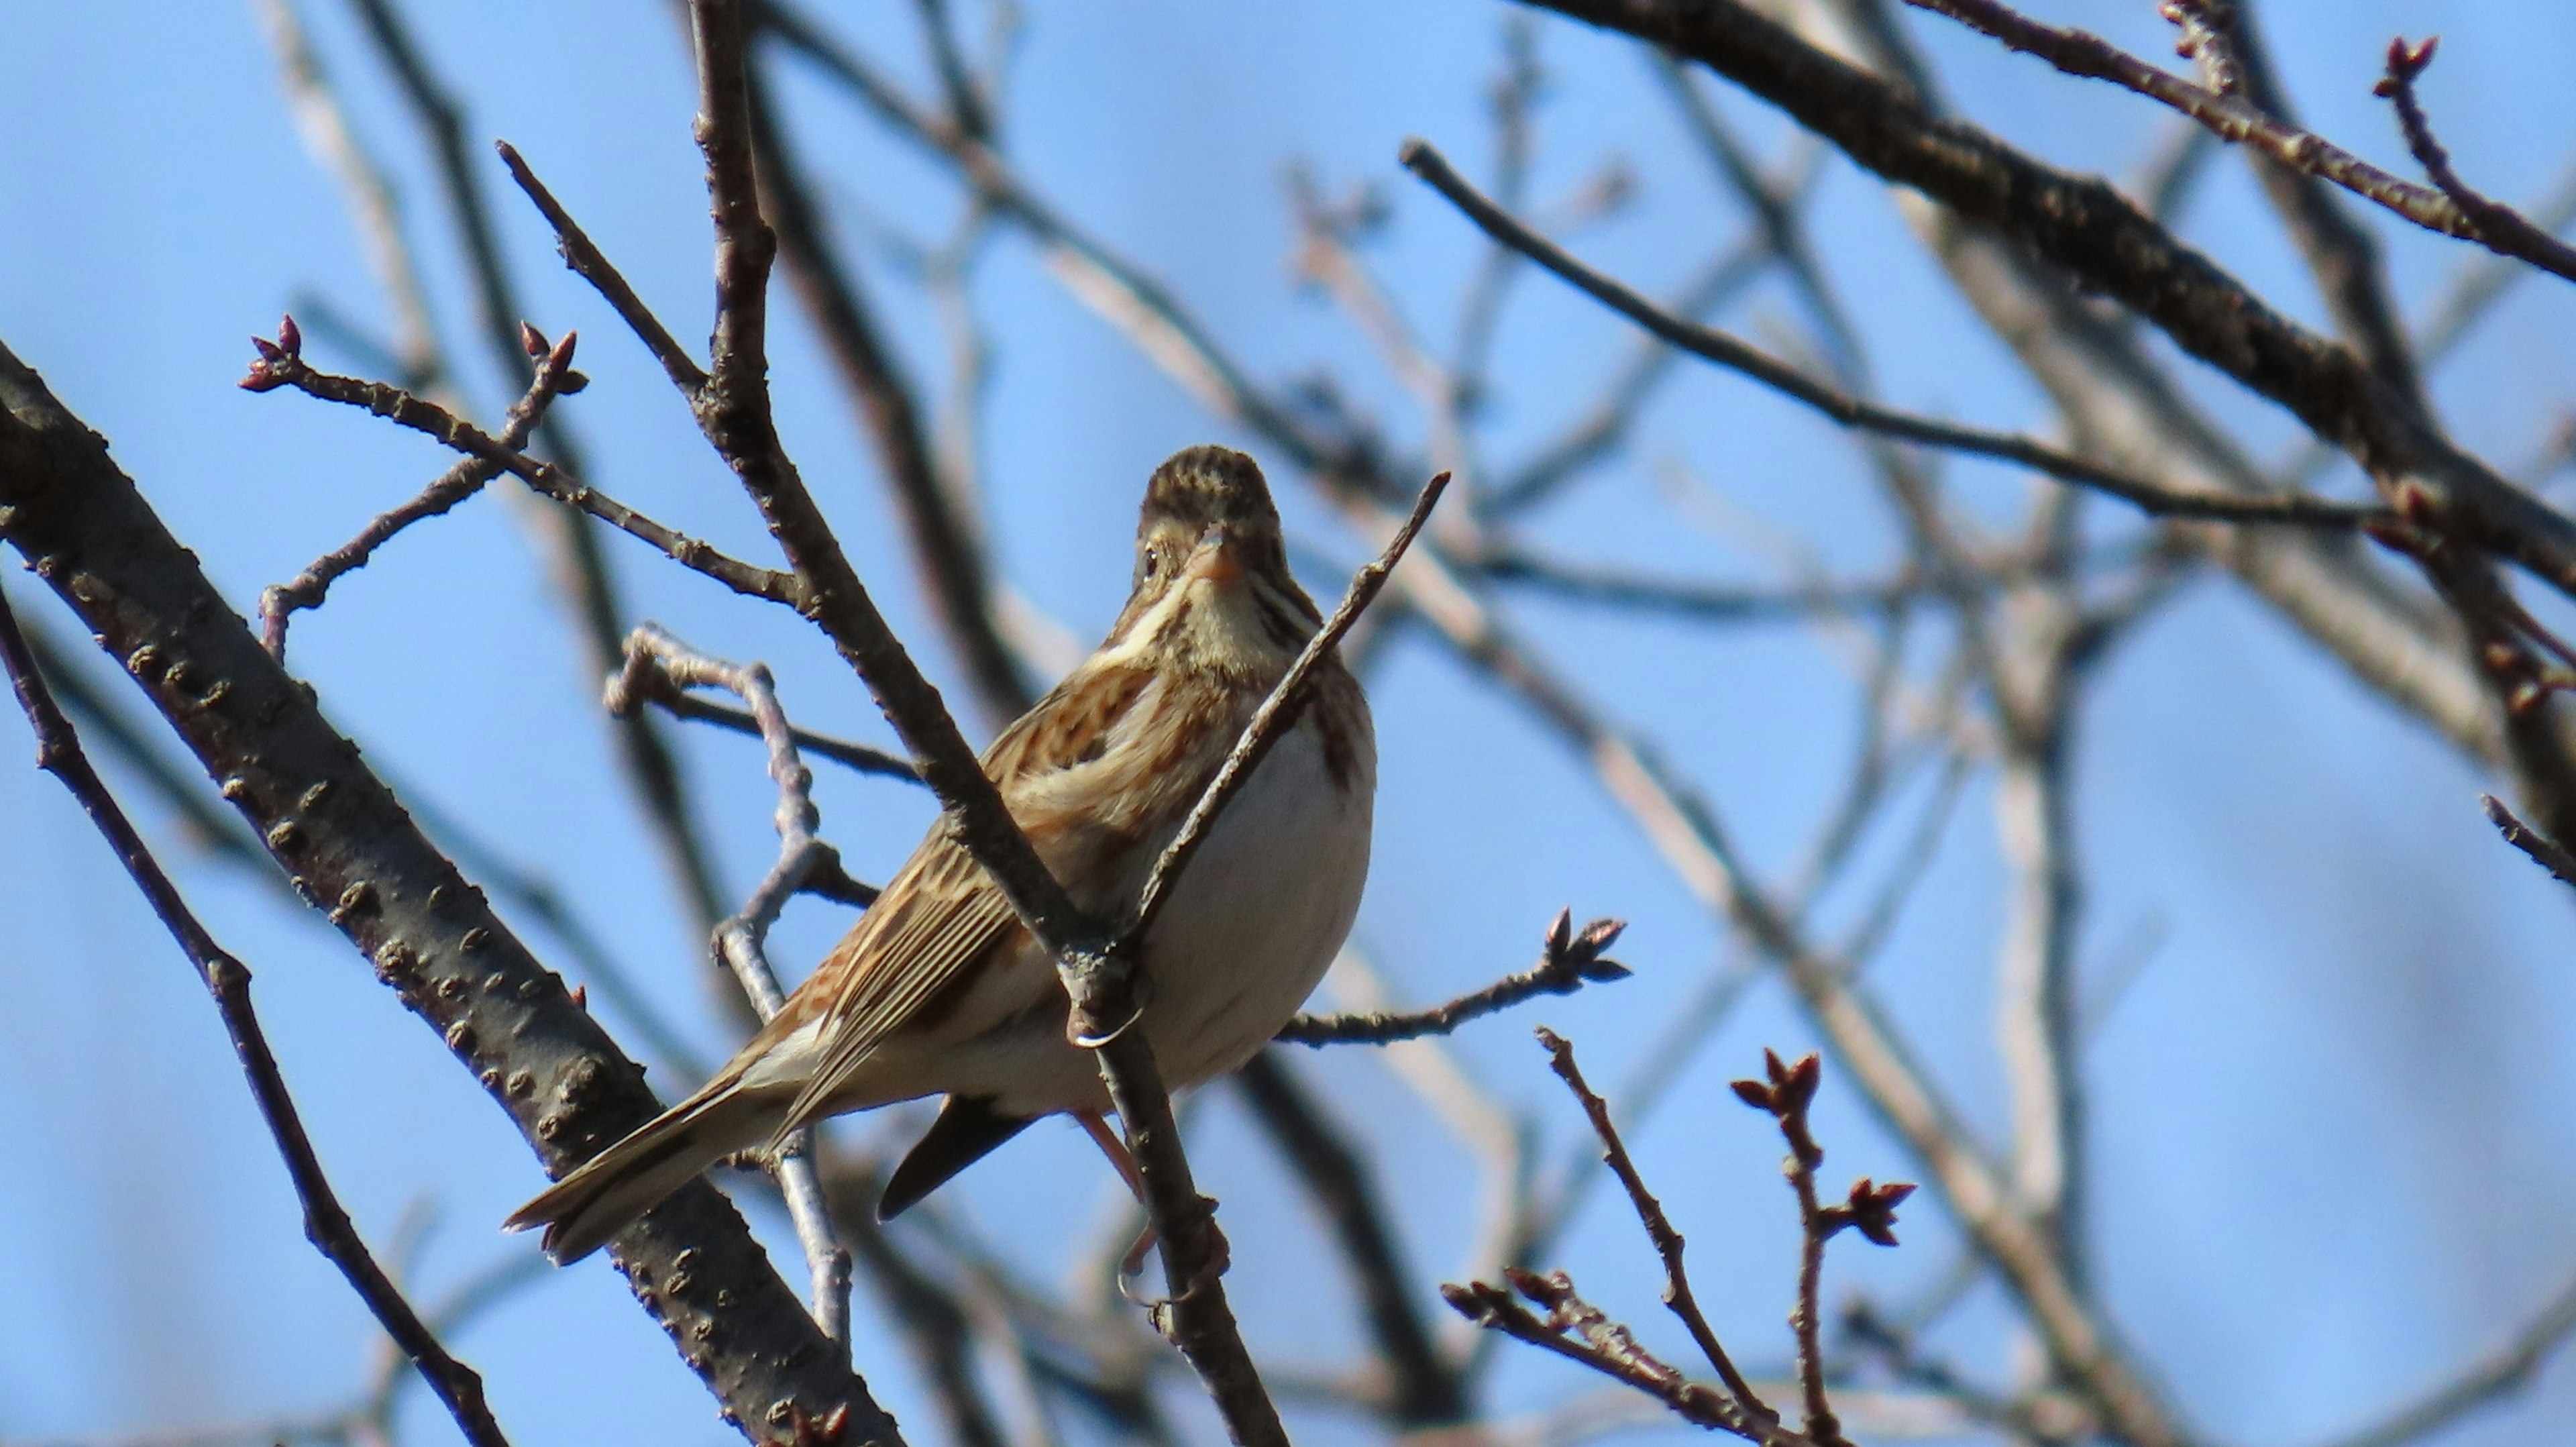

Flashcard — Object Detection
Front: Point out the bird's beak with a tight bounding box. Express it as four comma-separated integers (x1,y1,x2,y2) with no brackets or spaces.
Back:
1183,524,1244,586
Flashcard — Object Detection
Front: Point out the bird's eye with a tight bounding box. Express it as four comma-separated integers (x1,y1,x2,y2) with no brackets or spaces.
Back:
1141,551,1161,579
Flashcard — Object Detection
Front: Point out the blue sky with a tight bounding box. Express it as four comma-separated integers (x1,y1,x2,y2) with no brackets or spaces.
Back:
5,1,2575,1444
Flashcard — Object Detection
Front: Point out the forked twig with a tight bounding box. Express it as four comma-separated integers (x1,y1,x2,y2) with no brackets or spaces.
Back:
606,625,858,1353
1538,1028,1774,1426
260,321,583,659
239,324,800,606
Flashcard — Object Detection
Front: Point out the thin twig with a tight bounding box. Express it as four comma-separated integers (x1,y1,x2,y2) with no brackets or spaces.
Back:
1114,471,1448,964
0,588,512,1447
1402,138,2376,529
1443,1271,1801,1444
1277,909,1628,1045
260,321,582,659
2373,36,2576,286
1898,0,2576,286
606,625,857,1352
616,661,922,782
239,328,802,606
1536,1028,1775,1428
1731,1051,1916,1447
2480,792,2576,890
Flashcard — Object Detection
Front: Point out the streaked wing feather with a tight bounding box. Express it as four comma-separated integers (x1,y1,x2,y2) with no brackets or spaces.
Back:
777,842,1022,1134
774,666,1150,1135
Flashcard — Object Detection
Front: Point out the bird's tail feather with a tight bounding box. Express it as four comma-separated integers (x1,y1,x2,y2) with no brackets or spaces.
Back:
504,1084,775,1264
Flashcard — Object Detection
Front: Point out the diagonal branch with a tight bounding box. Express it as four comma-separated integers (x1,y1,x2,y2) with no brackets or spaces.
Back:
0,333,894,1442
0,586,513,1447
1896,0,2576,286
1402,138,2375,529
240,331,802,606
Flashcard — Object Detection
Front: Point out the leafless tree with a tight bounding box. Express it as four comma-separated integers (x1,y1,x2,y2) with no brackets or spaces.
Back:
5,2,2575,1445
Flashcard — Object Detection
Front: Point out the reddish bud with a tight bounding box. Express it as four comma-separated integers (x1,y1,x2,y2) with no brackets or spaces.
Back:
520,321,547,358
276,313,302,358
1838,1177,1918,1246
1730,1079,1774,1112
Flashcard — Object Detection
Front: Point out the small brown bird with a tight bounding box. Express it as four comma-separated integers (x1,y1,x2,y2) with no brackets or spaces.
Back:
508,446,1375,1263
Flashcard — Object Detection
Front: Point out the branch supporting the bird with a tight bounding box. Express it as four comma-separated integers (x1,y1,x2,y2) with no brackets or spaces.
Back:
0,588,513,1447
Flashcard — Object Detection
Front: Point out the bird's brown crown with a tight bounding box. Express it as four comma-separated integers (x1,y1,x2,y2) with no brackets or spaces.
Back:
1140,445,1283,543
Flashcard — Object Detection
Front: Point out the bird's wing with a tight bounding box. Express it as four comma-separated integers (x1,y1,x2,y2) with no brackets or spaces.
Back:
770,661,1154,1135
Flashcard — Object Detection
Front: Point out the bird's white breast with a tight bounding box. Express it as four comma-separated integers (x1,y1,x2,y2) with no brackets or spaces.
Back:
1137,710,1375,1086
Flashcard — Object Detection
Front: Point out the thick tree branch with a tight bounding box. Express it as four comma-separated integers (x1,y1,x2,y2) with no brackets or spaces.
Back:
1521,0,2576,609
0,337,892,1442
0,587,513,1447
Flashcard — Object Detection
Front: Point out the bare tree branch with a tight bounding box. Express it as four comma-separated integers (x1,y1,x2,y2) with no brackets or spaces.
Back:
1897,0,2576,286
1276,909,1629,1045
1401,138,2378,529
0,586,513,1447
0,334,894,1442
607,625,857,1352
259,321,582,659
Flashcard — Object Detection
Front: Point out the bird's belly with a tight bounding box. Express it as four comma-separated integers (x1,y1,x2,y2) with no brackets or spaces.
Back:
1133,720,1373,1087
925,718,1372,1119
